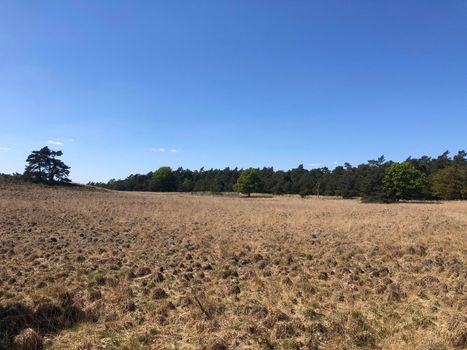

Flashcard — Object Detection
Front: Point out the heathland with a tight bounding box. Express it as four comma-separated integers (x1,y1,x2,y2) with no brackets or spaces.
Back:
0,180,466,349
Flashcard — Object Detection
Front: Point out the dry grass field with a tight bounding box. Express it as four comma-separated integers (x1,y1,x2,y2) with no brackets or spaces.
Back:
1,180,466,350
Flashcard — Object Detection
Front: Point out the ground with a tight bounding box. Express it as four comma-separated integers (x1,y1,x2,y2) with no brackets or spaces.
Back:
0,181,466,350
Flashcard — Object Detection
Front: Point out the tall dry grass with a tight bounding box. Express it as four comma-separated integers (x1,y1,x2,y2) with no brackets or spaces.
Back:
0,182,466,349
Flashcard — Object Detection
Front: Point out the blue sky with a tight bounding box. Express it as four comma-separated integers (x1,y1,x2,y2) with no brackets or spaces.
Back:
0,1,466,183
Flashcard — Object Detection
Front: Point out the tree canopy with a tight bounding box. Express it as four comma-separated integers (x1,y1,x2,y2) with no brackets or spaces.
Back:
24,146,71,184
432,166,467,200
383,162,427,201
89,150,466,202
233,168,262,197
150,166,177,192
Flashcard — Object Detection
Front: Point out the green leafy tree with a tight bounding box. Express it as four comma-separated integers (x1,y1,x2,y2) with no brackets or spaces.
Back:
432,166,467,200
383,162,427,201
234,168,262,197
150,166,177,191
24,146,71,183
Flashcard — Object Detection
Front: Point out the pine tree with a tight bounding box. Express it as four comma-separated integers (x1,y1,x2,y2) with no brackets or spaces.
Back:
432,166,466,200
24,147,71,183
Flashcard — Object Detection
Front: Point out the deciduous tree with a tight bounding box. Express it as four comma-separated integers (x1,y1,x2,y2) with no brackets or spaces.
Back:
383,162,427,201
150,166,177,191
234,168,262,197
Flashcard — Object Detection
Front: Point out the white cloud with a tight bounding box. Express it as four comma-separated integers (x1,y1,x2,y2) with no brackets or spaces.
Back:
68,138,75,143
309,162,323,168
150,147,179,153
0,147,11,151
48,140,64,146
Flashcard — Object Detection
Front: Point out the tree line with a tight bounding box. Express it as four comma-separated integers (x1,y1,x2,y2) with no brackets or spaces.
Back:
4,147,464,201
89,150,466,201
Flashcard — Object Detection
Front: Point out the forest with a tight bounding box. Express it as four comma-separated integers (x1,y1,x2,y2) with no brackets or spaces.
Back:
89,150,466,201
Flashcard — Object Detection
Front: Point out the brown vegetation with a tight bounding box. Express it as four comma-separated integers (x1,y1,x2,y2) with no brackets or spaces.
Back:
0,180,466,349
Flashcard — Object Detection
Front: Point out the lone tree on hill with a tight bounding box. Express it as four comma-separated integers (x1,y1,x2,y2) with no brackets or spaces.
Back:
24,146,71,184
234,168,262,197
383,162,426,201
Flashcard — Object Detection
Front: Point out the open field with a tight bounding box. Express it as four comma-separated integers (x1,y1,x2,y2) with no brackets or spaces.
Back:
0,181,466,350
